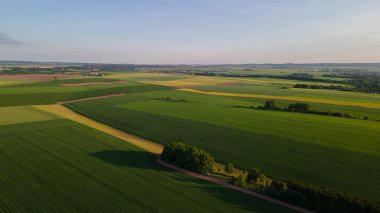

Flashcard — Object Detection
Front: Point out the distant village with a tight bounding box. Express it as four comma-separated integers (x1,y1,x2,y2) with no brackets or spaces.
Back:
0,65,107,77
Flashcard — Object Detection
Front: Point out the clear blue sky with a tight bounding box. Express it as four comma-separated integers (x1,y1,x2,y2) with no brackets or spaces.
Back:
1,0,379,64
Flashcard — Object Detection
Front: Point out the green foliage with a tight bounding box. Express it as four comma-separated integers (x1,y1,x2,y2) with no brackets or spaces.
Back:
287,103,310,112
225,162,234,175
277,181,380,213
237,166,380,213
161,143,215,174
263,100,278,110
231,174,247,188
247,169,264,184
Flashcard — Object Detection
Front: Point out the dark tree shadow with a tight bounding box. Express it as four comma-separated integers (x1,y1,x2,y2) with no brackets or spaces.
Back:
89,150,161,170
89,150,292,212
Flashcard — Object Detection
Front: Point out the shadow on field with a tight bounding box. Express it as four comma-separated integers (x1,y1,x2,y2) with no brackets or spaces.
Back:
169,175,273,212
89,150,162,170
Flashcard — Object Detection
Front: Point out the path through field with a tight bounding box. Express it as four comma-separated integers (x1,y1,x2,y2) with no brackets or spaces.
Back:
33,104,312,213
57,93,126,104
32,104,163,154
157,159,313,213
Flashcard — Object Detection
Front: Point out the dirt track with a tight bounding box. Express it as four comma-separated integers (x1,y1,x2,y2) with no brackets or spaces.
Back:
32,104,164,154
57,93,126,104
157,159,313,213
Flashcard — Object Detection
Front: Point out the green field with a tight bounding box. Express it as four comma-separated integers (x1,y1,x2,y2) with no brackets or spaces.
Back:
1,71,379,211
0,78,170,106
66,90,380,200
0,115,291,212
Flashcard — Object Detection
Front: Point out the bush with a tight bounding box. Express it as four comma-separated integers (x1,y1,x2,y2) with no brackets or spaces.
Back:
161,142,215,174
246,168,263,184
263,100,278,110
225,162,234,175
288,103,310,112
231,174,247,187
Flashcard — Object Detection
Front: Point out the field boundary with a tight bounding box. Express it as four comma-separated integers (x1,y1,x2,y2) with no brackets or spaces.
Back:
31,104,163,154
57,93,126,104
33,103,313,212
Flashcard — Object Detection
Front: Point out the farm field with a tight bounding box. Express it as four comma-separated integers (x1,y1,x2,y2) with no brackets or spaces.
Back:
0,106,56,125
0,77,170,106
1,71,379,211
65,89,380,200
0,107,291,212
0,78,33,86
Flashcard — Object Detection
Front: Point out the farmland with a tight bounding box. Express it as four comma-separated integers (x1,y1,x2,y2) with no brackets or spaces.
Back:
0,106,290,212
0,77,169,106
1,67,380,211
65,75,380,200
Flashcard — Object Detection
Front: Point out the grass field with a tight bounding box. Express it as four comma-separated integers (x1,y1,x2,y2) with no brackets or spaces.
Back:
65,90,380,200
0,78,170,106
0,106,56,126
1,72,379,210
0,117,291,212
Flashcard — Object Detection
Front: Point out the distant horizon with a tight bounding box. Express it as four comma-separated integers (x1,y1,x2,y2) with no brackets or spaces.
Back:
1,0,380,64
2,59,380,66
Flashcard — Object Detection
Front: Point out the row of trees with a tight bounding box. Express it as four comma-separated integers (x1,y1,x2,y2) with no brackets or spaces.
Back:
161,143,215,174
231,168,380,213
294,76,380,94
258,100,378,121
259,100,310,112
348,77,380,93
294,83,345,90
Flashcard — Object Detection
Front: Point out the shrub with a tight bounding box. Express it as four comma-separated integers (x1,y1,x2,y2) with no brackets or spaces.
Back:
246,168,263,184
288,103,310,112
161,142,215,174
231,174,247,187
224,162,234,175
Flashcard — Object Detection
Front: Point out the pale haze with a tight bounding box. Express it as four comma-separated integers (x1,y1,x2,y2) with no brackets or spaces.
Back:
1,0,380,64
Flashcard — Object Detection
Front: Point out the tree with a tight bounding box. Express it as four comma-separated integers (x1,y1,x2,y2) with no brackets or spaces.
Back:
161,142,215,174
246,168,262,184
232,174,247,187
288,103,310,112
263,100,277,110
225,162,234,175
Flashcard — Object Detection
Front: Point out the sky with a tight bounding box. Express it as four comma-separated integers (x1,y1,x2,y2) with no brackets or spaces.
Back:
1,0,380,64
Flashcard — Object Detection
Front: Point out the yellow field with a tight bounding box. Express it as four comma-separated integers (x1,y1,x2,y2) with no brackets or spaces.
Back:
0,106,56,126
142,76,236,87
106,72,174,79
32,104,164,154
0,79,31,86
179,88,380,109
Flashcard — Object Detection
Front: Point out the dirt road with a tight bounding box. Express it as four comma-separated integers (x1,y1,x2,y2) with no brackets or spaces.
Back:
57,93,126,104
158,159,313,213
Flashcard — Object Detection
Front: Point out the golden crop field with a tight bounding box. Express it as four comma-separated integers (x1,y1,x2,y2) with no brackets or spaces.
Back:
179,88,380,109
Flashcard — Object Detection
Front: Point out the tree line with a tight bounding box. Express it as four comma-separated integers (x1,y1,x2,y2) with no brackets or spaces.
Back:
231,168,380,213
256,100,378,121
161,143,379,212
